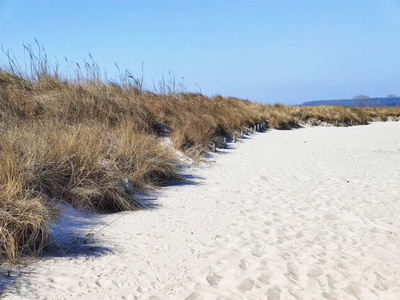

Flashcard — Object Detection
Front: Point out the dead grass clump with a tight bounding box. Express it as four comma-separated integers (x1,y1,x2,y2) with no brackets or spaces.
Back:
113,120,182,187
260,104,381,127
144,93,266,156
293,105,400,125
363,106,400,121
1,122,130,212
0,70,158,133
1,120,179,212
260,104,299,129
0,183,58,262
0,119,180,262
297,105,369,125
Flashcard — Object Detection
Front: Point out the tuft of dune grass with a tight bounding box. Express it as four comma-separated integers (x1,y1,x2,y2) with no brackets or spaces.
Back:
0,183,58,262
1,119,181,209
0,119,180,262
143,93,266,155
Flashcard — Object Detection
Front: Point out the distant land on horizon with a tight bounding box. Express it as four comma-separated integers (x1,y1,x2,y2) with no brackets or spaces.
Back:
302,97,400,107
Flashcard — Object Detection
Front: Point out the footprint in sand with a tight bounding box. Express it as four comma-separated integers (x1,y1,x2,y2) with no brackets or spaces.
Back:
287,262,299,281
267,287,281,300
239,259,251,270
206,274,222,287
293,173,312,181
257,273,270,284
184,291,203,300
237,278,254,291
252,250,264,258
306,266,323,278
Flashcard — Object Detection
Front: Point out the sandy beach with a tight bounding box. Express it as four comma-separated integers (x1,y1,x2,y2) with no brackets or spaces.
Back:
2,121,400,300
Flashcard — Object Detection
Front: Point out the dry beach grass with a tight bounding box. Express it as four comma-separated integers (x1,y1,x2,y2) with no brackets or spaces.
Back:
1,46,400,263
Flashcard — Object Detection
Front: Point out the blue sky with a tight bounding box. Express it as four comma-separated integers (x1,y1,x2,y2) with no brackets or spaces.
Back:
1,0,399,105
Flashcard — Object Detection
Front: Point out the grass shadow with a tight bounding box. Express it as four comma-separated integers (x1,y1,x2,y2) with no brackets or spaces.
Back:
0,267,31,297
162,173,203,187
40,169,201,259
41,204,113,259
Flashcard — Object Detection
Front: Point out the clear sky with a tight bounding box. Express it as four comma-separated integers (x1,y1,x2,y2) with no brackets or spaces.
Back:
1,0,399,105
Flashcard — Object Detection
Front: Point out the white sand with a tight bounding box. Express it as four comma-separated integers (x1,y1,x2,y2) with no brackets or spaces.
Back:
2,122,400,300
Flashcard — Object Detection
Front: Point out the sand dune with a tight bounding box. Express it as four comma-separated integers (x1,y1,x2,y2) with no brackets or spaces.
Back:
2,122,400,299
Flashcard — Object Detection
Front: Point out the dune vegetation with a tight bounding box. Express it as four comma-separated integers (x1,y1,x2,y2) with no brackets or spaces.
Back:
1,46,400,263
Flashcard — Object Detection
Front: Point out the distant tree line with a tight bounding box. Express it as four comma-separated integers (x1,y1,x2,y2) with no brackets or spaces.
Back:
303,95,400,107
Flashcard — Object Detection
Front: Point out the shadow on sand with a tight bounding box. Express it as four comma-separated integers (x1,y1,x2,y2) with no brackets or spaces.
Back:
45,169,201,258
0,163,202,296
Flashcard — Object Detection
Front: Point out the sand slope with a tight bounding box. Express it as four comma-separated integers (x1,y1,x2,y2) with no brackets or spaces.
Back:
2,122,400,299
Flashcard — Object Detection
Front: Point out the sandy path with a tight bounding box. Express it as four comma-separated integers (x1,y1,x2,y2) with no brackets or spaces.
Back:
2,122,400,299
